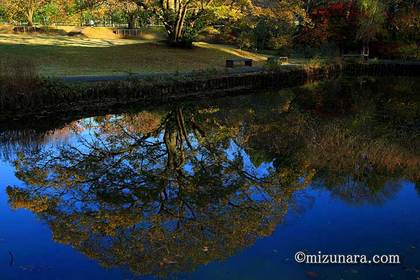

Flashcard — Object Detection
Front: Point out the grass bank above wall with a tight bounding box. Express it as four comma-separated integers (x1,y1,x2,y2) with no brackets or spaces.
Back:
0,33,267,76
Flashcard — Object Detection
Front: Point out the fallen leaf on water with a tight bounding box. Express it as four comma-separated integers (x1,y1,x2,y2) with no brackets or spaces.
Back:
305,271,319,278
162,258,177,264
19,265,52,272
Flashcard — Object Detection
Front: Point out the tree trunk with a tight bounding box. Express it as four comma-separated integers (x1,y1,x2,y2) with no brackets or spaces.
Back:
164,129,178,170
128,14,136,29
26,9,34,27
80,9,83,26
173,3,186,41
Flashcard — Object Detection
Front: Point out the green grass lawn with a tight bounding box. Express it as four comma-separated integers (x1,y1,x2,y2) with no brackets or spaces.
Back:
0,33,269,77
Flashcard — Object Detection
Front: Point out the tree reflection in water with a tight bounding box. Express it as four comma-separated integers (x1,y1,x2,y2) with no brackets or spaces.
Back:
6,106,309,277
4,76,420,277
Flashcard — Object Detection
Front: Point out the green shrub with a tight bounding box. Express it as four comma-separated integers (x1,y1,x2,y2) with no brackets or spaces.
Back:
399,43,420,60
238,32,253,50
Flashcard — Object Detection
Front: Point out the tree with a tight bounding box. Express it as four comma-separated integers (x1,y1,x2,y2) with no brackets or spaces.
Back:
2,0,48,26
295,1,359,54
253,0,307,51
107,0,144,28
356,0,386,55
73,0,105,25
0,2,7,21
134,0,197,46
120,0,140,28
36,0,64,25
393,9,420,57
133,0,234,47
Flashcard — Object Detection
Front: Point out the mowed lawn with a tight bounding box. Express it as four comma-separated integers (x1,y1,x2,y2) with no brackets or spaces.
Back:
0,33,268,77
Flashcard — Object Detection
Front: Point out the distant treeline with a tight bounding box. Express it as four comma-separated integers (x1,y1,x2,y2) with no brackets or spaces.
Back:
0,0,418,55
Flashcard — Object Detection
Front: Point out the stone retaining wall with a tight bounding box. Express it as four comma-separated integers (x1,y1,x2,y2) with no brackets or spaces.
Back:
1,62,418,122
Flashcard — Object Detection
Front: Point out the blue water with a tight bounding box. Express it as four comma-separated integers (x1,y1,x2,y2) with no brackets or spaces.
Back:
186,182,420,280
0,76,419,279
1,161,419,279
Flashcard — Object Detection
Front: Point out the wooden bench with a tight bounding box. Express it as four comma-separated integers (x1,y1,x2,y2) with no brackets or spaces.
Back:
226,58,253,68
343,54,368,62
267,56,289,65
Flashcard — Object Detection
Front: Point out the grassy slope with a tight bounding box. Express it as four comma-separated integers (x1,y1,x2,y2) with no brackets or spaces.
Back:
0,30,268,77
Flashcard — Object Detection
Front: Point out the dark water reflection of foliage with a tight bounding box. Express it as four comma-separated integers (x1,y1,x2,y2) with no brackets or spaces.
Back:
2,76,420,277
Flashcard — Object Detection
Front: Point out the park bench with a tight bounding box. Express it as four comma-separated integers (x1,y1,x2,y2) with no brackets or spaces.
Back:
226,58,253,68
343,54,369,62
267,56,289,65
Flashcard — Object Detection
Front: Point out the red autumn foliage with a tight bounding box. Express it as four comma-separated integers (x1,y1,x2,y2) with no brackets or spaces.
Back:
295,1,358,50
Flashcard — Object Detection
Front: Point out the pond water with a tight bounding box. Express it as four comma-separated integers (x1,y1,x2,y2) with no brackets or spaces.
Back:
0,76,419,280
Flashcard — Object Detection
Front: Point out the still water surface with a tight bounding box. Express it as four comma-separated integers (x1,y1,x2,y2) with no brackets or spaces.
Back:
0,76,419,279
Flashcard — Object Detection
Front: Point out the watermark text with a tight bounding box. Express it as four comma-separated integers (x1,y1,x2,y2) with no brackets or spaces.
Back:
294,251,401,265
